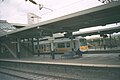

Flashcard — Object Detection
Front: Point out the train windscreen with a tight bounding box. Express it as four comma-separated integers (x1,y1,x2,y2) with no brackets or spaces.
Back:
79,39,87,46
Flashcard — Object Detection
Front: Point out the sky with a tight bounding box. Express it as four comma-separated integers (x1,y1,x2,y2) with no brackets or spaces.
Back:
0,0,103,24
0,0,119,38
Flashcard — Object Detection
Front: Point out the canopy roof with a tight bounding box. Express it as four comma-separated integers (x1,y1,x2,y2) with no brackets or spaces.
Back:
0,1,120,39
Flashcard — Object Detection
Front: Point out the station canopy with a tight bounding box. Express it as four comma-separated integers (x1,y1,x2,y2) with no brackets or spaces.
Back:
0,1,120,39
74,26,120,37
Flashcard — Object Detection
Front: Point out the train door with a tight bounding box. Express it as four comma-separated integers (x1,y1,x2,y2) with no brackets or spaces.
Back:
39,44,43,53
46,44,50,52
65,41,71,51
43,44,50,53
34,42,38,53
43,44,46,53
69,39,78,51
74,40,79,51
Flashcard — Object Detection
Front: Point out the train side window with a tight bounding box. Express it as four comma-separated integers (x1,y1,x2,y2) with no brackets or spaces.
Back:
66,42,70,47
58,43,65,48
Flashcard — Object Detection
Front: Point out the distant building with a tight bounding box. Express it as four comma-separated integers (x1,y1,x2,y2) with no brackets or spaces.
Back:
27,13,41,24
0,20,16,32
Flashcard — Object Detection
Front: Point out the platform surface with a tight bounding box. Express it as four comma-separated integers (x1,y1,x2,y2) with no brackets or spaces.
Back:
1,53,120,67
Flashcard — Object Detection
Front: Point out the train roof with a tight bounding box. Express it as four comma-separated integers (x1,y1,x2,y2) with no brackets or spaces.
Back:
37,37,86,44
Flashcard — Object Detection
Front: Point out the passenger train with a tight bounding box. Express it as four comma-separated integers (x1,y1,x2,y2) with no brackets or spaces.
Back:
34,37,88,54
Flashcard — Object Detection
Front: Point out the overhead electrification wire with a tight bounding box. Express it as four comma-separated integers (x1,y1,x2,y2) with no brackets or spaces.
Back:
54,0,84,11
25,0,53,11
41,0,85,16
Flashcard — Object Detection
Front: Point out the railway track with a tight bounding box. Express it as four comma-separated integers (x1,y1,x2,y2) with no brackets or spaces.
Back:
0,66,74,80
0,59,120,80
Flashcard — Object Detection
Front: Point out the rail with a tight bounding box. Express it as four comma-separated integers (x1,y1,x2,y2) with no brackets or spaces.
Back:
0,59,120,80
0,66,70,80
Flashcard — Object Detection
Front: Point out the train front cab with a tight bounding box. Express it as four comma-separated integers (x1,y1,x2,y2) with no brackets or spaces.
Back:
79,38,88,54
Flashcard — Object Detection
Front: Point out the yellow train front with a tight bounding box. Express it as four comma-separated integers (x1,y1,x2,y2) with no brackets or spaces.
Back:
34,37,88,54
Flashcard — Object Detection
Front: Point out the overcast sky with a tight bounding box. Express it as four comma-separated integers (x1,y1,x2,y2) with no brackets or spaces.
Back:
0,0,103,24
0,0,120,38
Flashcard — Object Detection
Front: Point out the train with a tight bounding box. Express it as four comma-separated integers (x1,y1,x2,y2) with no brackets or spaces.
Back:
34,36,88,54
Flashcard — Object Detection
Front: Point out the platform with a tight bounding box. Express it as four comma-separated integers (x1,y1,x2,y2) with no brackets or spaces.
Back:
1,53,120,67
0,53,120,80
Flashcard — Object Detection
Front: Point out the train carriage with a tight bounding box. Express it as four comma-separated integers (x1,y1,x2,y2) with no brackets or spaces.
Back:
34,37,88,54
